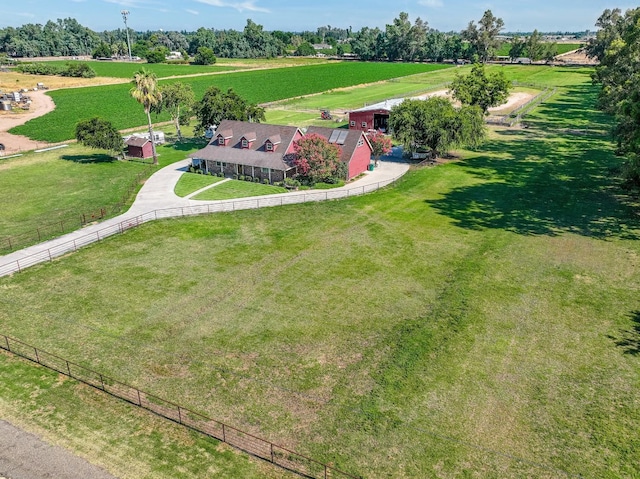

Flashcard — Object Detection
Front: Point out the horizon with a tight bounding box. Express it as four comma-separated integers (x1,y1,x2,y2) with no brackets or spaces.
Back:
1,1,637,34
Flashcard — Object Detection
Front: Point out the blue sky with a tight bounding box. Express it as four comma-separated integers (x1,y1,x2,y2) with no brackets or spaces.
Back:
2,0,636,33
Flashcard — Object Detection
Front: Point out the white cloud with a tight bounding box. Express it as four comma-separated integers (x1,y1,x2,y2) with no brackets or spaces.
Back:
186,9,199,15
418,0,444,7
194,0,270,14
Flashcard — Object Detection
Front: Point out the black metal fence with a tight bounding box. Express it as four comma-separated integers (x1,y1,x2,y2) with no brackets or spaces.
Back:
0,165,156,254
0,333,360,479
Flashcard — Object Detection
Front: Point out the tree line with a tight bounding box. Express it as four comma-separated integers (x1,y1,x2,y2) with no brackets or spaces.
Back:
588,7,640,187
1,11,560,63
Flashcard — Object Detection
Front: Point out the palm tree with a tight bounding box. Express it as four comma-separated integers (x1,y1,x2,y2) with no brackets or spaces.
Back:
130,68,161,164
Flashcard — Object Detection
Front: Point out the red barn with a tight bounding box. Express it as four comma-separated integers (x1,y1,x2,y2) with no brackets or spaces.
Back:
125,136,153,159
348,98,405,133
306,126,373,180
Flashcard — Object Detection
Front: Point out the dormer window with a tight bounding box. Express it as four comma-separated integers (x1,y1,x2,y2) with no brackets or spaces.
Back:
218,136,225,146
266,142,273,151
241,139,249,148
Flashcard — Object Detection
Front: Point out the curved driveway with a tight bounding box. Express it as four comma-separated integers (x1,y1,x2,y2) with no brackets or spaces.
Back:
0,155,409,277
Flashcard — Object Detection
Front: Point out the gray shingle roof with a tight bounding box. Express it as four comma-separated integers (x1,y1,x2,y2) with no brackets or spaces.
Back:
126,136,150,147
190,120,301,171
305,126,371,164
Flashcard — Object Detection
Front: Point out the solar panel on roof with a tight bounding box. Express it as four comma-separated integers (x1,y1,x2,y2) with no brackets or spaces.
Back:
336,131,349,145
328,130,341,144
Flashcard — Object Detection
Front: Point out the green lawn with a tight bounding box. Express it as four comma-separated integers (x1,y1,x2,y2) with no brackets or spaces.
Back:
174,172,225,197
0,352,294,479
1,68,639,478
11,62,451,143
495,42,583,56
192,179,287,200
0,135,202,252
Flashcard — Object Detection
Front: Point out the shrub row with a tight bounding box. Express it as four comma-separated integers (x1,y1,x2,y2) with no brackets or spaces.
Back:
16,61,96,78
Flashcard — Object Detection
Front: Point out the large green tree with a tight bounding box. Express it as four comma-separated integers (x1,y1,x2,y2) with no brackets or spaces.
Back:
75,117,124,158
588,7,640,186
194,87,265,135
130,68,161,165
152,82,195,140
450,63,511,114
462,10,505,62
389,97,485,158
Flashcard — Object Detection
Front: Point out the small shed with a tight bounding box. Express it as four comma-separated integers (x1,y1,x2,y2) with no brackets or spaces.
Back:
126,136,153,159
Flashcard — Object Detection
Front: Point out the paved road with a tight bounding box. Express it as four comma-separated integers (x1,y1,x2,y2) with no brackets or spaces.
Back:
0,420,118,479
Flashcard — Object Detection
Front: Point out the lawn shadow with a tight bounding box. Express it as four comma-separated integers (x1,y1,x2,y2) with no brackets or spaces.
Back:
165,137,208,152
427,85,640,240
608,311,640,355
61,153,117,164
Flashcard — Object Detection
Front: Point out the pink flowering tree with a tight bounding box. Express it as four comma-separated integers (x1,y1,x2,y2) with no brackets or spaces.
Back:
293,133,345,184
368,130,393,166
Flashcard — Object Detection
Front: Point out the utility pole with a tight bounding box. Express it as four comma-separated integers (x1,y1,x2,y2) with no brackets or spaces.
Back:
121,10,132,61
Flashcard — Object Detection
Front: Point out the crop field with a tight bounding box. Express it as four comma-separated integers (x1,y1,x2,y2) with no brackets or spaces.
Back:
35,60,246,79
495,42,583,56
2,67,639,479
10,62,451,143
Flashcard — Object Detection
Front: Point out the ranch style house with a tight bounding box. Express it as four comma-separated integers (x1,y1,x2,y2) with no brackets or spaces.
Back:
189,120,374,183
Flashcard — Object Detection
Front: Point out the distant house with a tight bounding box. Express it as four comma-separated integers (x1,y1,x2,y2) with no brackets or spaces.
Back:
189,120,304,183
125,136,153,159
305,126,373,180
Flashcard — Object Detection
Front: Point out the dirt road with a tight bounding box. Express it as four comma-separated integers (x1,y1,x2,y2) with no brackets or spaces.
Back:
0,90,56,154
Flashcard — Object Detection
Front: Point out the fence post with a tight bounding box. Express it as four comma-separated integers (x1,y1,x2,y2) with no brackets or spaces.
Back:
4,335,10,351
270,443,274,463
34,347,40,364
137,389,142,406
16,260,21,273
177,406,182,424
222,423,226,442
66,360,71,376
100,374,105,390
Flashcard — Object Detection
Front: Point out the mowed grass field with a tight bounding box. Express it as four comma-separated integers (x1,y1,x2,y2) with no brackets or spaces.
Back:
0,133,204,250
1,68,639,478
11,62,451,143
495,42,584,57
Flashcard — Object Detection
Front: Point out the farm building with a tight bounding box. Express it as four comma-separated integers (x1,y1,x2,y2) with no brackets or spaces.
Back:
305,126,373,180
189,120,304,183
189,120,375,183
125,136,153,159
348,98,404,133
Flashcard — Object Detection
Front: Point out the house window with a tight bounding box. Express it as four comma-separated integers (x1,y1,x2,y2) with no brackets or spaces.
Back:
241,139,248,148
266,142,273,151
350,120,355,127
216,161,222,167
261,167,270,173
361,122,367,128
357,139,364,147
218,137,225,145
